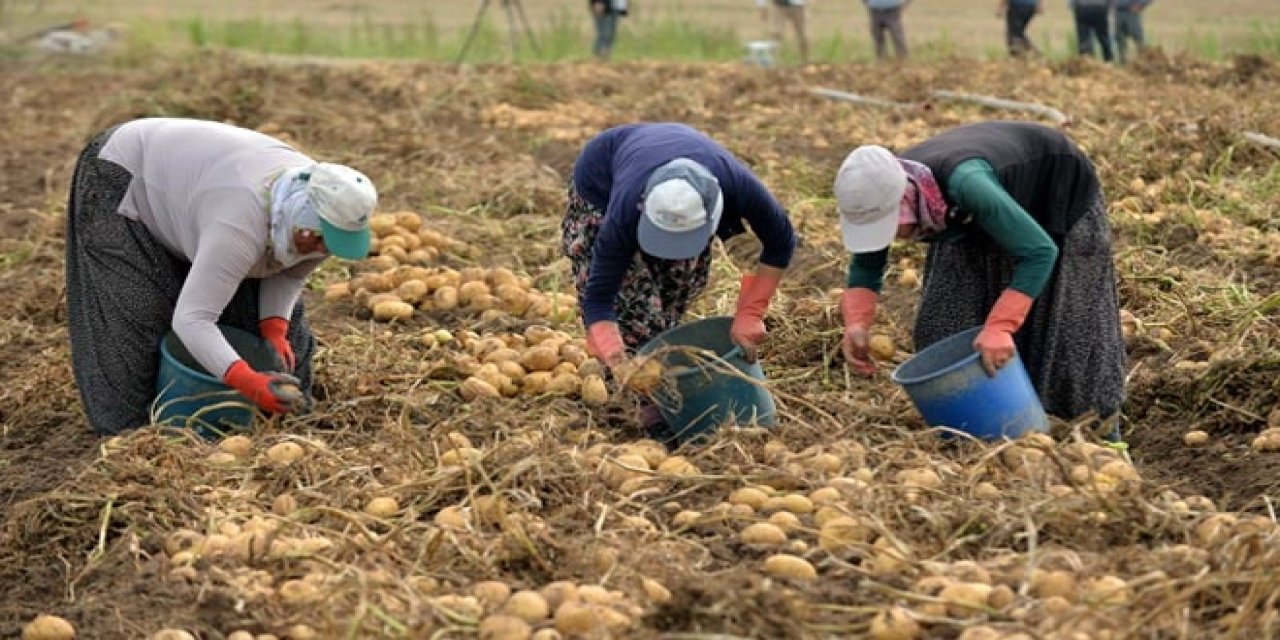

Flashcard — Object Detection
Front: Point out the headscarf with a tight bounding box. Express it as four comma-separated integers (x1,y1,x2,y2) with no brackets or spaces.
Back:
267,165,326,268
897,158,949,237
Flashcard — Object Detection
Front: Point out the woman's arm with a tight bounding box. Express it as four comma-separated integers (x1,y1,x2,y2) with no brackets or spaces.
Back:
949,159,1059,298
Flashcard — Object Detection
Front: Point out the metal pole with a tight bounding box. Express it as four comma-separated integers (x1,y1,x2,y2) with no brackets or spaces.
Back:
510,0,541,57
455,0,492,66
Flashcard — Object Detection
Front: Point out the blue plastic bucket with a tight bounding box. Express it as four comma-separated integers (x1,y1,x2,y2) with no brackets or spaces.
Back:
890,326,1049,440
154,324,278,438
636,316,776,444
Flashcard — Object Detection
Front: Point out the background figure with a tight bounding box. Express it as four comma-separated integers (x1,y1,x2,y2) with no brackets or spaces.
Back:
757,0,810,65
590,0,628,60
997,0,1042,56
1071,0,1114,61
1113,0,1151,63
864,0,910,60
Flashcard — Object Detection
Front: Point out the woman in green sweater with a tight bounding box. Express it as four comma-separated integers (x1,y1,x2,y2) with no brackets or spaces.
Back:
834,121,1125,431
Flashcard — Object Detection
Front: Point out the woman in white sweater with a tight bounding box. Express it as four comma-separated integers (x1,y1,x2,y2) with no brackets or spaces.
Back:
65,118,377,434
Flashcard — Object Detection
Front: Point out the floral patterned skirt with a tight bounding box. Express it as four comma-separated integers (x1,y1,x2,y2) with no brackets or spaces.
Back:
560,185,712,352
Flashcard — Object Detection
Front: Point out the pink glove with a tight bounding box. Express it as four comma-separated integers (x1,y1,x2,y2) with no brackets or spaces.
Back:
585,321,626,368
223,360,303,414
259,317,294,372
841,288,878,376
731,272,781,362
974,289,1034,376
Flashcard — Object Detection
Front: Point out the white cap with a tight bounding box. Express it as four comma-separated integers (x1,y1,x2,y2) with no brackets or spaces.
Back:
834,145,908,253
637,159,723,260
305,163,377,260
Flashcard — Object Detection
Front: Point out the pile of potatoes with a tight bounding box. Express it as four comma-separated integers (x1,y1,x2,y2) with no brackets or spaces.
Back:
325,263,578,325
443,324,610,405
366,211,467,267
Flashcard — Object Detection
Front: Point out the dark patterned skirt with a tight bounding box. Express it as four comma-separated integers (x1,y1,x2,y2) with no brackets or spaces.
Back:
65,126,314,435
913,192,1126,421
560,185,712,352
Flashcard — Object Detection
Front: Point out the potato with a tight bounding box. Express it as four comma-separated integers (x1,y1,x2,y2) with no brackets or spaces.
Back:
497,361,527,380
366,254,399,272
272,494,298,517
521,371,553,395
434,505,470,529
381,245,409,264
1030,570,1077,600
728,487,770,510
364,496,399,518
265,442,305,467
868,606,920,640
483,348,524,365
897,268,920,288
502,590,550,623
580,375,609,406
460,377,502,401
553,602,602,636
524,325,556,345
762,554,817,581
869,335,896,360
369,213,398,236
149,631,195,640
1084,575,1130,606
656,456,699,476
740,522,788,547
539,581,578,611
278,579,319,603
938,582,992,615
520,346,561,372
394,211,422,233
206,451,238,466
373,300,415,322
559,344,588,366
547,374,581,396
323,282,351,301
22,615,75,640
819,516,870,553
378,234,408,251
618,357,663,393
397,279,429,304
478,615,530,640
474,581,512,609
1183,430,1210,446
434,286,459,310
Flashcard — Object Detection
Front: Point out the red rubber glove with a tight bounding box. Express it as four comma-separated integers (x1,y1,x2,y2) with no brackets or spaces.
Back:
841,287,878,376
731,272,782,363
259,317,294,372
585,321,626,368
223,359,303,414
974,289,1034,377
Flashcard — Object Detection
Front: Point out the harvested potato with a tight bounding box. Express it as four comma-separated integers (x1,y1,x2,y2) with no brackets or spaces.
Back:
762,554,817,581
520,346,561,372
478,615,530,640
373,300,415,322
580,375,609,406
503,590,551,623
22,615,75,640
434,286,459,310
323,282,351,301
546,373,582,396
1183,430,1210,446
740,522,788,546
394,211,422,232
868,606,920,640
265,442,305,467
460,377,502,401
869,334,896,360
364,496,399,517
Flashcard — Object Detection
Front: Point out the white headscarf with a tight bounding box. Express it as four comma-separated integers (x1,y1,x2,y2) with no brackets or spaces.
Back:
268,165,326,268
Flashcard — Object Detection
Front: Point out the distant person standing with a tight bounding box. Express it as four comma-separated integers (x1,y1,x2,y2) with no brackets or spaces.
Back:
1070,0,1114,62
757,0,811,65
590,0,629,60
863,0,910,61
997,0,1042,57
1113,0,1151,64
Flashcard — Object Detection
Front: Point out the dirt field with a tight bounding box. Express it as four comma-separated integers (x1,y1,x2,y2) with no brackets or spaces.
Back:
1,50,1280,638
4,0,1279,57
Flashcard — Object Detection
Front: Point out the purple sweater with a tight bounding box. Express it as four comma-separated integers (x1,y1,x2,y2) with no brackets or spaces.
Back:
571,123,796,326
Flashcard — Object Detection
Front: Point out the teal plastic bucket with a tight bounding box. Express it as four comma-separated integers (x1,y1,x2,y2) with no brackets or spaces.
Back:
636,316,776,444
890,326,1049,440
154,324,278,438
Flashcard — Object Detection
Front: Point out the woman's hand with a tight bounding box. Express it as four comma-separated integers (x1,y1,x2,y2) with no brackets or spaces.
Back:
842,326,877,376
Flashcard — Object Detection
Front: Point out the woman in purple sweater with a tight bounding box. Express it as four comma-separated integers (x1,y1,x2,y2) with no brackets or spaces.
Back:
563,123,797,436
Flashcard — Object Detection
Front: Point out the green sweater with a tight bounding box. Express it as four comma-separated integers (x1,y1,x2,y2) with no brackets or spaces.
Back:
846,158,1059,297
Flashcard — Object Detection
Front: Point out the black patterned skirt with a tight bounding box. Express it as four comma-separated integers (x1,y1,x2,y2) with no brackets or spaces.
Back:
560,185,712,352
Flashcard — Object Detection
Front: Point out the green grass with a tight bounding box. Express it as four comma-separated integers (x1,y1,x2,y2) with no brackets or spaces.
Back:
77,11,1280,64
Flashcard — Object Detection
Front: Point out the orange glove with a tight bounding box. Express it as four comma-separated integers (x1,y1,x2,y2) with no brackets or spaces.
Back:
259,317,294,372
731,272,781,362
841,287,878,376
223,360,303,414
585,321,626,368
974,289,1034,376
